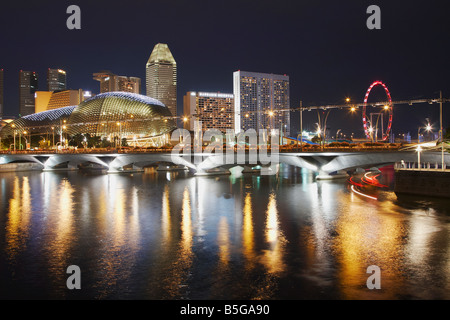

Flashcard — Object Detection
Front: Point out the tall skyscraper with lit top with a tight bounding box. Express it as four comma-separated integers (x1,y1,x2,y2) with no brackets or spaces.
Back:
47,68,67,92
146,43,177,117
233,71,290,137
19,70,38,116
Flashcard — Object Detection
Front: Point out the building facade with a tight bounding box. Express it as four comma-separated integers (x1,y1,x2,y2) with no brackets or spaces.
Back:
93,71,141,94
19,70,38,116
183,91,234,132
35,89,91,113
146,43,177,118
0,69,3,118
47,68,67,92
233,71,290,137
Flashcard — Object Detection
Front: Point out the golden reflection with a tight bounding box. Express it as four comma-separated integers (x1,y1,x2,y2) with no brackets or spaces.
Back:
45,178,75,285
242,193,256,267
181,188,193,255
5,176,32,264
262,193,286,274
334,197,406,299
164,187,194,298
95,179,142,298
161,185,171,245
217,216,230,267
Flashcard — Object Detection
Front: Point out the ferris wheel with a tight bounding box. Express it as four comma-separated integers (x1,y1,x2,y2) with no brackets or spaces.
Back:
362,81,393,141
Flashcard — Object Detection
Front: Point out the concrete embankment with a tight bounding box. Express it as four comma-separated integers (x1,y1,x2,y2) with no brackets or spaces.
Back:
0,162,44,172
394,169,450,198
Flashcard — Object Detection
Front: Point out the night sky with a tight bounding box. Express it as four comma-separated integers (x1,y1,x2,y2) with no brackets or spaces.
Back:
1,0,449,138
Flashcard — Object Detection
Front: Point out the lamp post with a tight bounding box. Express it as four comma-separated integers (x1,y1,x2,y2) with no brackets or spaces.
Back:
368,123,374,143
416,145,422,170
418,121,432,143
11,123,16,153
299,101,303,152
116,122,122,150
23,131,28,150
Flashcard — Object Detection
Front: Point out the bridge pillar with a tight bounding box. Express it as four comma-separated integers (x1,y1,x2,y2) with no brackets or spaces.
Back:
316,170,348,180
194,167,230,176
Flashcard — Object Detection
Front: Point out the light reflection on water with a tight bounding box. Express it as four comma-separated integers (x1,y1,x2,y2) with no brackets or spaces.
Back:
0,165,449,300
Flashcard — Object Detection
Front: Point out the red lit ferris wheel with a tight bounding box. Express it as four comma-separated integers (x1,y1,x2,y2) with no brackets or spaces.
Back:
362,81,393,141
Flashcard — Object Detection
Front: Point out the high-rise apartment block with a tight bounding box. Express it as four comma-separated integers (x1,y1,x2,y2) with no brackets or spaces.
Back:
47,68,67,92
183,91,234,132
233,71,290,137
93,70,141,94
146,43,177,117
0,69,3,118
19,70,38,116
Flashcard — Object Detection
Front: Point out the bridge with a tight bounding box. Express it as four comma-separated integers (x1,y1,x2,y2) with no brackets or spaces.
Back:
1,150,448,177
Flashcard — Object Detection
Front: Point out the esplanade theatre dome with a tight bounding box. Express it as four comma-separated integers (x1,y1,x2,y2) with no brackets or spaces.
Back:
67,92,176,138
1,92,177,147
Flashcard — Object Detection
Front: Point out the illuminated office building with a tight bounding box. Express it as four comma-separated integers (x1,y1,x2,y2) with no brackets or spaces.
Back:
35,89,92,113
233,71,290,137
146,43,177,117
19,70,38,116
93,70,141,94
183,91,234,132
47,68,67,92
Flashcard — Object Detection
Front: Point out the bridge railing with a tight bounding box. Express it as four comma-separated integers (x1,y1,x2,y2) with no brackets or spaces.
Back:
394,161,448,171
0,142,404,155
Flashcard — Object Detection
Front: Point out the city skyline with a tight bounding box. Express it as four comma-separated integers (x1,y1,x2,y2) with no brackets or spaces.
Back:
1,0,449,137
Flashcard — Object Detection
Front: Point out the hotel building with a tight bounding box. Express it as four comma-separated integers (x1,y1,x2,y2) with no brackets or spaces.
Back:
183,91,234,132
233,71,290,137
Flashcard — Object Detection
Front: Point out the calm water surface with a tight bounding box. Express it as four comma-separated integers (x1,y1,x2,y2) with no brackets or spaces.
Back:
0,165,449,299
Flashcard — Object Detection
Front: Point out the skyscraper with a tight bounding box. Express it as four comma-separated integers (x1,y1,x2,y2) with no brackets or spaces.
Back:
233,71,290,137
47,68,67,92
183,91,234,132
146,43,177,117
19,70,38,116
93,71,141,94
0,69,3,118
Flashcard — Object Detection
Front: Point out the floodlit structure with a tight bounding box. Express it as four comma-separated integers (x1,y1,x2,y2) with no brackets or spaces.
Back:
47,68,67,92
0,92,177,148
19,70,38,116
93,70,141,94
233,71,290,137
183,91,234,132
146,43,177,118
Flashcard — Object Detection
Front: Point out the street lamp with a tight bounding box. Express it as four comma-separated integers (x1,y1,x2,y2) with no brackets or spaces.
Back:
11,123,16,152
368,125,374,143
416,145,422,170
418,121,432,143
23,131,28,150
116,122,122,149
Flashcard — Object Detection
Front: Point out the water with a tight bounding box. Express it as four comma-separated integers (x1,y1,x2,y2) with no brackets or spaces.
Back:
0,165,449,300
